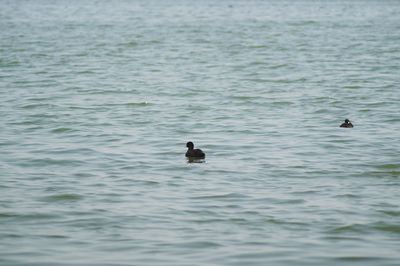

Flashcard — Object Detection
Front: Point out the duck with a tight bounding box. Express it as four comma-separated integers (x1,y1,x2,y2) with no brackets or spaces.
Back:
340,119,354,128
185,141,205,158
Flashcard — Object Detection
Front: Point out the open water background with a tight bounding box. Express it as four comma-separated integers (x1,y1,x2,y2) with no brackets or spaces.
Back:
1,0,400,265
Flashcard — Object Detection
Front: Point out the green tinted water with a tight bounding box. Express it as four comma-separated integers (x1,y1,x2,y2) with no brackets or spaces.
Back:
1,0,400,265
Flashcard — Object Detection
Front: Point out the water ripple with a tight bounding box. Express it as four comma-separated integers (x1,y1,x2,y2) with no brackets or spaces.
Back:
1,0,400,265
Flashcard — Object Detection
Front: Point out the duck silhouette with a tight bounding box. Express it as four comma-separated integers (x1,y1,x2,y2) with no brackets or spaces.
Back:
340,119,354,128
185,142,205,159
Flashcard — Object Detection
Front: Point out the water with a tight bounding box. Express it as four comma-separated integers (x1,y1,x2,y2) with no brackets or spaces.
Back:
1,0,400,265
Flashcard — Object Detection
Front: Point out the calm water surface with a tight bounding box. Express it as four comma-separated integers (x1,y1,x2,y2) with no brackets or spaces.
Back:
1,0,400,265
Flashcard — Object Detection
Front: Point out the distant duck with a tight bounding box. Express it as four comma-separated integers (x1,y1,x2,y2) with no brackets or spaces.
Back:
185,141,205,159
340,119,354,128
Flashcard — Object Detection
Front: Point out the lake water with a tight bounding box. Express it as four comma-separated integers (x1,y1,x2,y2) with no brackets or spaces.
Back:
1,0,400,265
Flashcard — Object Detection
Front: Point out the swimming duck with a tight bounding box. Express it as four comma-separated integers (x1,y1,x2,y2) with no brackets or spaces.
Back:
340,119,354,128
185,141,205,158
